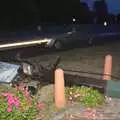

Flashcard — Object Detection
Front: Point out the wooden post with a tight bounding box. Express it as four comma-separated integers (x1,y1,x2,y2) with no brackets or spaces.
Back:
103,55,112,80
55,68,65,108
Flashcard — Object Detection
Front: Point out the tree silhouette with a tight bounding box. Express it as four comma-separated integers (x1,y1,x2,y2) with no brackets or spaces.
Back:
36,0,81,24
0,0,40,29
93,0,108,24
79,2,92,23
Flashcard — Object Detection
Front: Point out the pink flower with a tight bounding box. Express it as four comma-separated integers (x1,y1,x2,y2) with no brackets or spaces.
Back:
13,97,20,107
7,96,14,105
2,92,13,97
7,96,20,107
36,103,45,109
24,91,30,98
14,85,19,91
16,85,30,98
83,108,96,120
7,107,12,112
17,85,25,91
2,92,20,108
19,87,24,91
23,88,30,98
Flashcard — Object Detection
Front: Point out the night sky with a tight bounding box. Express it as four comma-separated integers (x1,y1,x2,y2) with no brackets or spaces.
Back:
81,0,120,15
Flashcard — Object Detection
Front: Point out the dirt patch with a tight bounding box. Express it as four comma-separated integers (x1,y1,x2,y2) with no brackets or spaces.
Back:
34,84,120,120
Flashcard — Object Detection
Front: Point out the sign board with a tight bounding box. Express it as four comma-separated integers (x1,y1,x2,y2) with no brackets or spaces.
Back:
0,62,20,83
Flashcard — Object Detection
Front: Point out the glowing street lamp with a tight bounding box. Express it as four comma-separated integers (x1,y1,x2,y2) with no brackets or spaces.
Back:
37,25,42,31
72,18,76,22
104,21,107,26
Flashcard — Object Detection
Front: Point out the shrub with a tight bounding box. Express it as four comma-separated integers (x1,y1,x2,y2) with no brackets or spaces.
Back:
0,85,44,120
65,85,105,107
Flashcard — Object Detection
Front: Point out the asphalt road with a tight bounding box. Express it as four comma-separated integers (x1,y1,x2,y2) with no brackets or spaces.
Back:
0,24,120,60
0,24,120,43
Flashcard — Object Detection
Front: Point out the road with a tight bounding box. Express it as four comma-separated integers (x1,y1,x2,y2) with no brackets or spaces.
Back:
0,24,120,43
0,24,120,78
0,38,120,80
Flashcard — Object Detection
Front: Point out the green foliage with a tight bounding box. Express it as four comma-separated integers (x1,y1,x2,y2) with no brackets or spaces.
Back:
65,86,105,107
0,85,38,120
57,63,64,68
0,106,37,120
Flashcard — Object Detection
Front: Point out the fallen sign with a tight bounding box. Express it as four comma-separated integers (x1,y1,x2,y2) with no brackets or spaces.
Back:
0,61,20,83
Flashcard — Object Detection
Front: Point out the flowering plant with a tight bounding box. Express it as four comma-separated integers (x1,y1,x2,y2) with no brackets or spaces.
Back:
0,84,45,120
65,86,104,107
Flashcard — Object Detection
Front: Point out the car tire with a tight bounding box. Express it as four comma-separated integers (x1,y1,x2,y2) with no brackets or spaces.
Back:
54,40,64,49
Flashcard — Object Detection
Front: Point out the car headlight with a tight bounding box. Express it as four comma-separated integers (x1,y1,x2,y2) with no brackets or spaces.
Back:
46,38,55,47
46,38,53,44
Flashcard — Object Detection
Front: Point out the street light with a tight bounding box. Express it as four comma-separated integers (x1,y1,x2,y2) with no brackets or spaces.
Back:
72,18,76,22
37,25,41,31
104,21,107,26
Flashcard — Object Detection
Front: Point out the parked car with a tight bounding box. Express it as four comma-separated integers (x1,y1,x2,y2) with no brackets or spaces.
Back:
0,24,120,51
46,24,120,50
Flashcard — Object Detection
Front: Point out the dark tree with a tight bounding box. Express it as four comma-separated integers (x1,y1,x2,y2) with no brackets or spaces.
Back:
0,0,94,29
79,2,92,23
0,0,39,29
36,0,81,24
117,14,120,24
93,0,108,24
107,14,116,24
